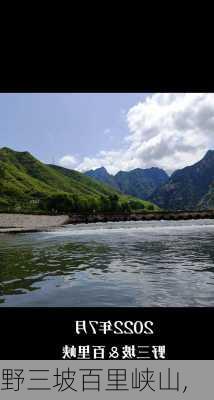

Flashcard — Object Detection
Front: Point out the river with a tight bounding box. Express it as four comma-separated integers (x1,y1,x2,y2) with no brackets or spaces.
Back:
1,219,214,306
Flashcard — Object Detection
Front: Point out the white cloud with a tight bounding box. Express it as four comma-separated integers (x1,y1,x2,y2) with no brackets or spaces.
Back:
59,155,78,169
58,93,214,174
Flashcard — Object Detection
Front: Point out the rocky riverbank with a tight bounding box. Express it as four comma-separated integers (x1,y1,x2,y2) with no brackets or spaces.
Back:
0,214,69,233
1,210,214,233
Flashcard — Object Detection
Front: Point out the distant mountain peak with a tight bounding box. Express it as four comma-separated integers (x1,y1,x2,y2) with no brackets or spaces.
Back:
86,166,107,174
132,166,164,172
84,166,119,190
203,149,214,160
96,166,108,172
84,165,169,200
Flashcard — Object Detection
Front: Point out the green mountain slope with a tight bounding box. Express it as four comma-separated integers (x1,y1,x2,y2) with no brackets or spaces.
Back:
0,147,159,213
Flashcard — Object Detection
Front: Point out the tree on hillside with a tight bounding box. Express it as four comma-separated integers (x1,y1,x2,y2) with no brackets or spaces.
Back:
45,193,74,213
99,195,111,212
121,202,131,212
128,199,145,211
109,194,119,211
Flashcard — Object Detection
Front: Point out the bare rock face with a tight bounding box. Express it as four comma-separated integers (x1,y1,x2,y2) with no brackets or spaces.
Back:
150,150,214,210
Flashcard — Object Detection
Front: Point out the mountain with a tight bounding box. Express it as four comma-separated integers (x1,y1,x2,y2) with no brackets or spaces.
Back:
85,167,169,199
85,167,119,190
115,168,169,199
199,183,214,209
0,147,158,213
150,150,214,210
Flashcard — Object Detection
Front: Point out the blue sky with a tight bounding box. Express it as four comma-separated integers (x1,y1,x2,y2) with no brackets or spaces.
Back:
0,93,213,174
0,93,146,164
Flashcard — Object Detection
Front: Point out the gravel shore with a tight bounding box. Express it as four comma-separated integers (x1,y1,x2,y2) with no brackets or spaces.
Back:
0,213,69,233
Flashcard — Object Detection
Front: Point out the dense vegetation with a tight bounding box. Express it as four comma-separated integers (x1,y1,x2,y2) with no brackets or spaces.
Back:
0,147,159,214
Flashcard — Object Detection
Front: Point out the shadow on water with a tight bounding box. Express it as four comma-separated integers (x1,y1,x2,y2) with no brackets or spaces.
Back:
0,241,111,300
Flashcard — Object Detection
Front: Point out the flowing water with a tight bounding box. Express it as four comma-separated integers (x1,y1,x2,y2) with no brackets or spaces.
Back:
1,219,214,306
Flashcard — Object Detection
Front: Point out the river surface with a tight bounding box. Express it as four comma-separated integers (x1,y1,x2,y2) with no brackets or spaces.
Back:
1,219,214,306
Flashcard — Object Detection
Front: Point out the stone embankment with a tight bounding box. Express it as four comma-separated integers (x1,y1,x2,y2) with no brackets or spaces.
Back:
68,210,214,224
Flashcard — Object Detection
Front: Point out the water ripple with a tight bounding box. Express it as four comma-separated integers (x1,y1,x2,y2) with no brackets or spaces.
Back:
0,219,214,305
